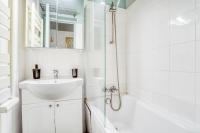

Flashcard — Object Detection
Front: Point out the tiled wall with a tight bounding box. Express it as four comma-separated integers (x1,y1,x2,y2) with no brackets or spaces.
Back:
126,0,200,126
106,7,127,92
84,1,127,99
24,49,84,79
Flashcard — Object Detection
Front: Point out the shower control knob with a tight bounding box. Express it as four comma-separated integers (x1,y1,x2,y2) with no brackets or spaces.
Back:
56,104,59,107
49,105,52,108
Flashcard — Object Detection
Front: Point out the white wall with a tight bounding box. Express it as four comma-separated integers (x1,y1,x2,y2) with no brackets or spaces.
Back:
24,49,84,79
0,0,23,133
12,0,26,133
126,0,200,127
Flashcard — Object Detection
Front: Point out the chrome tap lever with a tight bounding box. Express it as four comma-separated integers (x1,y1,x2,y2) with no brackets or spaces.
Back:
53,69,59,79
105,86,118,93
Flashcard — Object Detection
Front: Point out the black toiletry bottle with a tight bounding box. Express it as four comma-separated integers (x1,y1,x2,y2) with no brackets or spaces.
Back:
72,68,78,78
32,64,41,79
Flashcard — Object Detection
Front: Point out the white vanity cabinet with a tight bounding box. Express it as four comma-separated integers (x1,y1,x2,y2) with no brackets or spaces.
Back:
20,78,83,133
22,100,82,133
22,102,55,133
55,100,82,133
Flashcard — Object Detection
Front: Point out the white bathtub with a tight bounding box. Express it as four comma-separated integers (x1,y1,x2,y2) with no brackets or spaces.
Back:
86,95,199,133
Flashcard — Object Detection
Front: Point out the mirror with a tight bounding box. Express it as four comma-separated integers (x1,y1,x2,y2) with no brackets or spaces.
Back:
25,0,84,49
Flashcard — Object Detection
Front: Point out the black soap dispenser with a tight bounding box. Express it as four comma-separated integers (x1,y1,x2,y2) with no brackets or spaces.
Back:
32,64,41,79
72,68,78,78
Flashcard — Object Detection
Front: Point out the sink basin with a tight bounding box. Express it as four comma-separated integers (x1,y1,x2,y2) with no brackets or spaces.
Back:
19,78,83,100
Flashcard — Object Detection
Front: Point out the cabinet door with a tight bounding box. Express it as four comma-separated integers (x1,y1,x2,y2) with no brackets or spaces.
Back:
22,102,55,133
55,100,83,133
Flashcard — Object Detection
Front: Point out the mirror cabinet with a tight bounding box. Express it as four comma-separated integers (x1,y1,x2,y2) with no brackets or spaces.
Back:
25,0,84,49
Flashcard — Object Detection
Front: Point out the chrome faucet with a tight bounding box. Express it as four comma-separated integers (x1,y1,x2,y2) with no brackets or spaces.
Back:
53,69,59,79
105,86,118,93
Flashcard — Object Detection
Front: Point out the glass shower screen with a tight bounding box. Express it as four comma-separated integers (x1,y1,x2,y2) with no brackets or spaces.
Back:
84,0,106,132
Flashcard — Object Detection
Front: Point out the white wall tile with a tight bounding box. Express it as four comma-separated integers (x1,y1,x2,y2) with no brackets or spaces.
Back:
196,8,200,41
197,105,200,124
169,0,195,16
152,71,169,95
127,54,141,90
156,47,170,70
169,72,195,104
196,74,200,105
171,42,195,72
196,41,200,72
25,49,84,79
170,18,195,44
127,0,197,123
197,24,200,42
197,0,200,8
169,0,195,44
196,74,200,124
154,0,170,48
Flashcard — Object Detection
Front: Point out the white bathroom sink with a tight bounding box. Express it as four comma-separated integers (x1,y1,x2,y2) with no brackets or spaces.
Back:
19,78,83,100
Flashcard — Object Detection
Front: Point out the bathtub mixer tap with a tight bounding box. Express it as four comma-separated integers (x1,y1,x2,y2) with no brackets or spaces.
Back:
105,86,118,93
105,86,122,112
53,69,59,80
105,86,118,104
